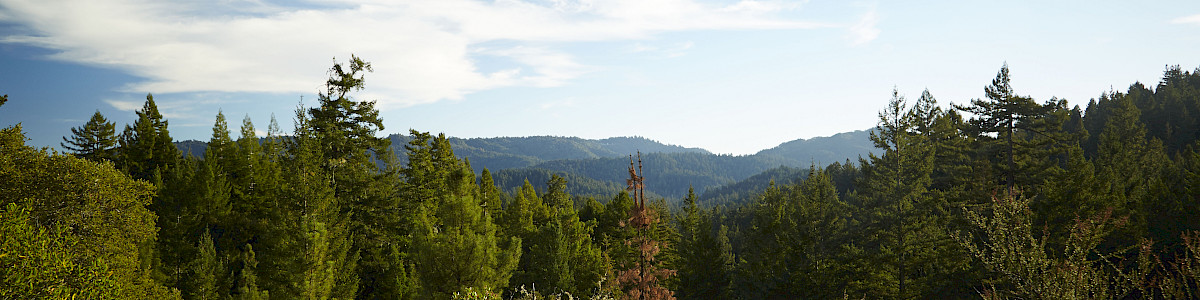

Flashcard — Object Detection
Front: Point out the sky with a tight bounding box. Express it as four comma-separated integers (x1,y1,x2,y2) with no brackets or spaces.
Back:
1,0,1199,155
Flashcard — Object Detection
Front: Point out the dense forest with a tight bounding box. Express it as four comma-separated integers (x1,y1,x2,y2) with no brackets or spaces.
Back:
3,57,1200,299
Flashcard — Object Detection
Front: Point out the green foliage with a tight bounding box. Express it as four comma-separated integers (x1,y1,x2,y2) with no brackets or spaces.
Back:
849,88,971,298
505,175,607,295
61,110,118,162
733,168,850,299
698,166,810,208
232,245,269,300
0,124,178,299
1,202,121,299
187,229,224,300
414,192,520,297
959,190,1132,299
118,93,179,182
675,187,734,299
954,64,1070,191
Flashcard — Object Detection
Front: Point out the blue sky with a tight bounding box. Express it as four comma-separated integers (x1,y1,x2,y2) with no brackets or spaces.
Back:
2,0,1199,155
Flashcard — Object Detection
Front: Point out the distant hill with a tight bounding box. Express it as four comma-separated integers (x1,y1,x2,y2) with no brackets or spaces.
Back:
698,166,811,207
176,140,209,157
488,130,875,199
755,129,875,166
385,134,710,172
508,152,794,199
174,129,876,202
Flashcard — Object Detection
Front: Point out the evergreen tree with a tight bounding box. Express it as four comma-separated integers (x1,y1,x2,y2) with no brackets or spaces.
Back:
118,93,179,182
480,168,503,216
504,175,606,295
1093,92,1168,249
675,187,734,299
285,55,396,299
409,135,521,297
61,110,118,162
187,229,223,300
255,106,357,299
953,64,1067,191
233,245,269,300
852,88,968,298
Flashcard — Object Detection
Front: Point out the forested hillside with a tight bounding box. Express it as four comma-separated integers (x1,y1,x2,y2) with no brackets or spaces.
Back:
385,134,711,172
754,129,874,166
491,132,874,199
6,59,1200,299
173,126,874,201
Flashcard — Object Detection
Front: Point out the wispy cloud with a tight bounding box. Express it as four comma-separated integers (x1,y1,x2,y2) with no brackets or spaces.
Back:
104,99,142,112
848,4,880,45
1171,13,1200,24
629,41,695,58
0,0,823,109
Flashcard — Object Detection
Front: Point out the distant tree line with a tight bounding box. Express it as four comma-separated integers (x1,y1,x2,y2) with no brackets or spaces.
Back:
4,60,1200,299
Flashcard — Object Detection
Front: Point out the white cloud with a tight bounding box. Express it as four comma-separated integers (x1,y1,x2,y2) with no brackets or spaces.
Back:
848,5,879,45
629,41,694,58
720,0,804,14
1171,14,1200,24
104,99,143,112
1,0,821,109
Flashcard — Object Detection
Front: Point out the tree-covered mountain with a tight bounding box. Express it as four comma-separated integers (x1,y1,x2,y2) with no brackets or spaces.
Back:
697,165,811,207
176,130,877,200
488,132,875,199
754,129,874,166
385,134,710,172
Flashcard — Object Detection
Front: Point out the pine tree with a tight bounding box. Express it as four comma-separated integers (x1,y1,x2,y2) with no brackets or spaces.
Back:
503,175,606,295
61,110,118,162
252,105,358,299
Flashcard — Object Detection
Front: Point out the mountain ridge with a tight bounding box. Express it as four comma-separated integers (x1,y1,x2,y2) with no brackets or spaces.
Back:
175,129,876,200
